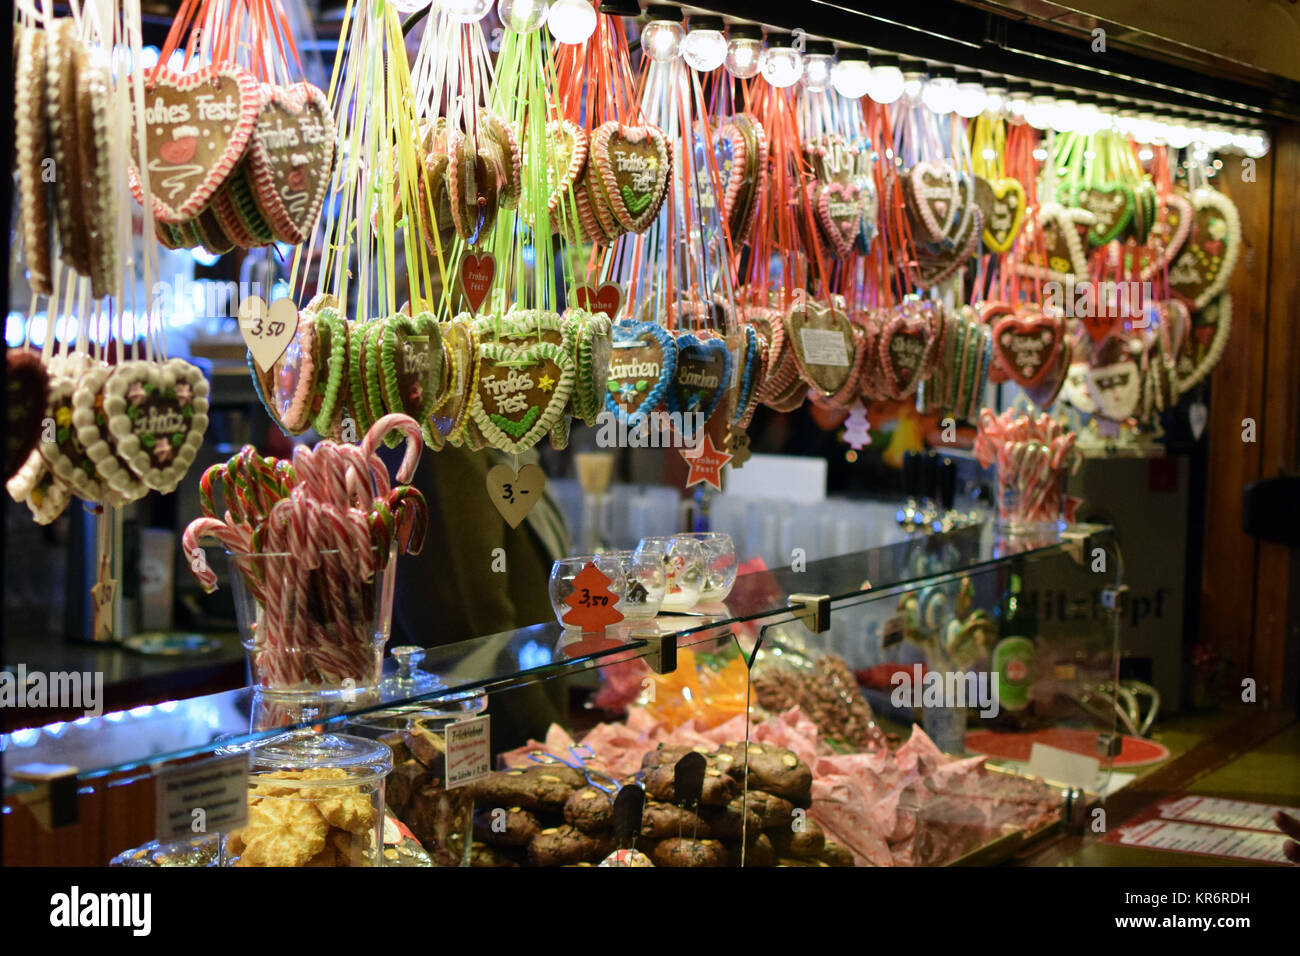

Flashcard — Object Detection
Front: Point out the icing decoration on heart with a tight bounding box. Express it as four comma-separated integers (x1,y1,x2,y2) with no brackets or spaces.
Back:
1138,190,1193,281
877,309,937,399
720,114,766,245
1076,184,1135,246
855,161,879,254
974,176,1026,254
907,162,960,241
304,300,349,437
104,359,211,492
669,332,731,423
810,179,863,259
527,119,587,221
478,110,522,210
5,349,49,483
1169,187,1241,311
566,310,612,425
1178,292,1232,393
6,449,72,525
1086,337,1141,421
129,64,260,225
245,82,335,245
472,340,574,453
785,297,858,397
589,122,671,234
730,324,765,429
1023,337,1072,410
992,313,1062,388
38,356,113,504
1016,203,1094,283
574,283,624,319
432,319,477,444
381,312,443,423
606,320,677,425
460,251,496,313
916,206,982,287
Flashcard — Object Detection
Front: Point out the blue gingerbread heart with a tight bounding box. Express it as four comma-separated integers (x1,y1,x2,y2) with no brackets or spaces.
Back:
669,331,732,423
606,319,677,425
730,323,762,426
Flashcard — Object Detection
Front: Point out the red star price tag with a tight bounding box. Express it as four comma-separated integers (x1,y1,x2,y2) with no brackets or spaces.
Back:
681,433,732,492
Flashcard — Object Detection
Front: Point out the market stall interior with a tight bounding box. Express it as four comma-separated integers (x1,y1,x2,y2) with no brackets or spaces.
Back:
3,0,1298,868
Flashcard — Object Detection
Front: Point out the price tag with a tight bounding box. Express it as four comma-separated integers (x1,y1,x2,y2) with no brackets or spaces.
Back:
154,754,249,843
238,295,298,372
561,561,625,630
485,462,546,528
799,328,851,367
445,715,491,789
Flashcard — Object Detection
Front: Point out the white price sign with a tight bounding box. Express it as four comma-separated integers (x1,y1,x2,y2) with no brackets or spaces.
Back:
445,715,491,789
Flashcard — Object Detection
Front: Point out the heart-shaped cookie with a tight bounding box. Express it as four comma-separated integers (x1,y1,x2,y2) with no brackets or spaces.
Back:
992,312,1062,388
916,206,982,287
381,311,443,423
1178,292,1232,393
245,81,335,244
1016,203,1094,283
1023,337,1072,410
566,309,612,425
589,122,671,234
907,161,961,241
606,320,677,424
877,309,936,399
129,64,260,225
471,340,574,453
538,119,588,216
104,359,211,492
974,176,1026,254
669,332,731,423
720,114,766,245
69,362,149,504
855,169,879,254
446,129,502,245
785,297,857,397
811,179,862,259
1138,190,1193,280
1169,187,1241,311
6,349,50,482
1076,184,1135,246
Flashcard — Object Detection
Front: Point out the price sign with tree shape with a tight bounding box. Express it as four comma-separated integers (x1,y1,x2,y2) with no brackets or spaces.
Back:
562,561,624,631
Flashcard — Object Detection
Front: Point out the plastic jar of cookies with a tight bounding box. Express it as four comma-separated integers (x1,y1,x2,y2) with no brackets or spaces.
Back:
224,732,392,867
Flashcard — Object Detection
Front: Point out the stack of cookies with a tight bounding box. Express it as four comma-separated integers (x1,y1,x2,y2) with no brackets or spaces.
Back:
381,717,477,868
225,768,379,867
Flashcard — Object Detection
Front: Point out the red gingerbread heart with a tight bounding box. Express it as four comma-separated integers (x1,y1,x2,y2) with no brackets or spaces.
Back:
877,309,935,399
992,313,1062,388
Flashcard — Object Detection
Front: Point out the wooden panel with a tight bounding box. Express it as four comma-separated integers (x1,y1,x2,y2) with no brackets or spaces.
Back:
1200,150,1272,681
1253,125,1300,709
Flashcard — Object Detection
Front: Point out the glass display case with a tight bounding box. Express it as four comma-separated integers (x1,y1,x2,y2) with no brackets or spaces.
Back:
2,521,1123,868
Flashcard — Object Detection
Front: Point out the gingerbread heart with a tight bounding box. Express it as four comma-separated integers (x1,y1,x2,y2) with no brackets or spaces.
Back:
1138,191,1193,280
566,309,612,425
103,359,211,492
471,340,574,453
855,170,879,254
877,309,936,399
721,114,766,245
245,81,335,244
811,179,863,259
1178,292,1232,393
39,358,120,504
539,119,588,216
1016,203,1093,283
974,176,1026,254
605,320,676,425
670,333,731,423
992,313,1062,388
916,206,982,287
381,312,443,423
129,64,260,225
6,349,49,483
1169,187,1241,311
589,122,671,234
907,162,960,241
1076,184,1135,246
785,297,858,397
1023,337,1072,410
730,323,765,429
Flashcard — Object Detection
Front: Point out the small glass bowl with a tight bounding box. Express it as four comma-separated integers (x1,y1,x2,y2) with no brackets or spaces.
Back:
680,532,738,603
634,535,705,611
548,553,627,628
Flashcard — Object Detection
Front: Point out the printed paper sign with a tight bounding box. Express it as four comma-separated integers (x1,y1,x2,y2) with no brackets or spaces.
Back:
155,755,249,842
799,328,851,367
1027,741,1100,790
445,715,492,789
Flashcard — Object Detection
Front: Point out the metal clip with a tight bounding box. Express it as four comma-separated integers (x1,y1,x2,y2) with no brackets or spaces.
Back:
634,629,677,675
1096,732,1123,758
11,763,80,830
789,593,832,634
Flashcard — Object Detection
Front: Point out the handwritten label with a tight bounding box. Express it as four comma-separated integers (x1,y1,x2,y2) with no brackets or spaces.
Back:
239,295,298,371
445,715,491,789
155,755,249,842
485,462,546,528
800,328,851,367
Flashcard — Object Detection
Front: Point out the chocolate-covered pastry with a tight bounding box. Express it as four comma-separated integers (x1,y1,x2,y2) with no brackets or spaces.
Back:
819,840,855,867
769,817,826,859
716,742,812,803
639,800,713,839
473,806,541,847
564,786,616,833
649,836,727,868
704,795,762,840
644,764,738,807
726,832,775,867
527,825,615,867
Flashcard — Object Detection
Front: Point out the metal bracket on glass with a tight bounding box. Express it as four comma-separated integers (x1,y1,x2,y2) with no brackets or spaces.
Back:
1096,732,1123,759
634,630,678,675
1062,786,1090,832
788,593,832,634
1100,585,1129,616
11,763,80,830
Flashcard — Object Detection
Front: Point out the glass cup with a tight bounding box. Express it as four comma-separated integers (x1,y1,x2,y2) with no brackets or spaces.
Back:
680,532,738,604
634,536,705,611
229,546,397,701
548,554,627,628
601,549,667,621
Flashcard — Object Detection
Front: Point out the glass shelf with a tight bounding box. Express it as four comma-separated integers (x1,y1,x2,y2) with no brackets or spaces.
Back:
1,521,1115,797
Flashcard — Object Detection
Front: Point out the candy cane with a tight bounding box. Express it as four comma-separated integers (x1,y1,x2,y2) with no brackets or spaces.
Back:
363,413,423,484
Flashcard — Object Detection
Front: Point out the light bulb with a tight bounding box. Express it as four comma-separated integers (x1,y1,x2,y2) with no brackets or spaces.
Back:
724,25,763,79
760,38,803,88
547,0,596,44
1005,84,1031,125
1049,98,1078,133
1024,95,1054,130
801,44,836,93
921,71,956,115
443,0,494,23
498,0,549,32
952,76,986,118
681,16,727,72
1163,118,1192,149
1074,98,1105,135
982,85,1007,118
1245,130,1269,158
642,8,684,63
902,70,926,106
866,56,904,104
832,55,871,99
